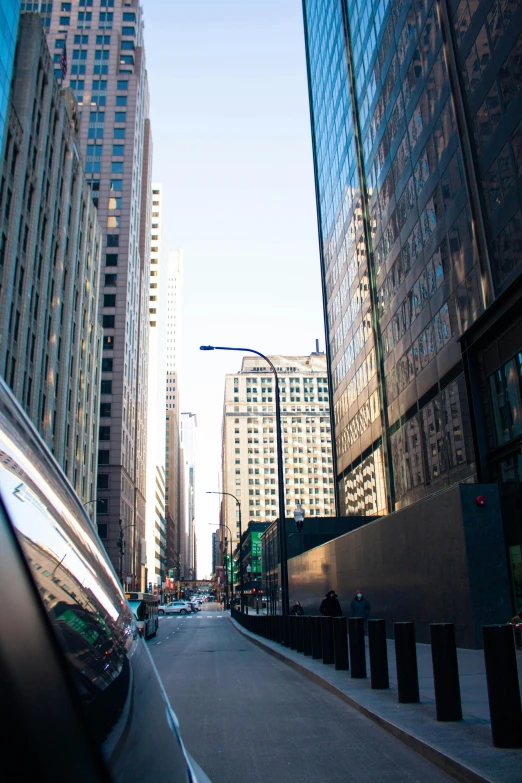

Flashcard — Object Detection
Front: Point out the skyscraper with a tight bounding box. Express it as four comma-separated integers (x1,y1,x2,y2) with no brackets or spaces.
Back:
181,411,196,579
42,0,153,588
145,183,167,592
165,249,184,579
0,0,21,152
0,14,102,509
221,352,334,556
302,0,521,593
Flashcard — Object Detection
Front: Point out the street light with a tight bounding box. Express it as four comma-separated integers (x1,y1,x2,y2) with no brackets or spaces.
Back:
207,491,244,613
117,519,136,587
209,522,233,609
200,344,289,616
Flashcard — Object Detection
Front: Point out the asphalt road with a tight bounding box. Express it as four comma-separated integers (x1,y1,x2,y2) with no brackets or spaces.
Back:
149,605,455,783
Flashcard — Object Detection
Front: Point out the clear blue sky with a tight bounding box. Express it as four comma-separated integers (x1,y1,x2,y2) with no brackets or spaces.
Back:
144,0,325,577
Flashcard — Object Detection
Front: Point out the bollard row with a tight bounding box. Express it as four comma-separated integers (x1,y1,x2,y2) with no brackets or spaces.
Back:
230,608,522,749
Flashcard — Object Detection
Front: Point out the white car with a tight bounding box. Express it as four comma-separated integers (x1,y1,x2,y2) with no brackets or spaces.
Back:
158,601,191,616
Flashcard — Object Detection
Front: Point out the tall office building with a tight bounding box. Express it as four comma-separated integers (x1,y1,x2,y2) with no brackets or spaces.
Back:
165,249,184,579
165,248,182,416
181,411,196,579
0,14,102,509
302,1,522,593
145,183,166,591
0,0,21,153
221,352,334,555
42,0,153,588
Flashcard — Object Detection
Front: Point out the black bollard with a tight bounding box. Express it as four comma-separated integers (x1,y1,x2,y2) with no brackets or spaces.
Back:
348,617,367,678
282,616,290,647
321,616,335,664
394,622,419,703
289,617,297,650
483,625,522,748
295,617,305,653
303,617,313,656
368,619,389,689
311,616,322,659
333,617,349,670
430,624,462,721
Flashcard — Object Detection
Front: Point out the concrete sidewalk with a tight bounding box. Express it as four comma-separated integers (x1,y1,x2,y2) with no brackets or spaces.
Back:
229,615,522,783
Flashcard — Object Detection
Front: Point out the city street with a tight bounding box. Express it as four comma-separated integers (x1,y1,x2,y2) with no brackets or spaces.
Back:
149,604,454,783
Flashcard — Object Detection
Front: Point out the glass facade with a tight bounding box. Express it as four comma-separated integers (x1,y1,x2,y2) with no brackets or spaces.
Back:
302,0,505,515
0,0,20,154
303,0,522,603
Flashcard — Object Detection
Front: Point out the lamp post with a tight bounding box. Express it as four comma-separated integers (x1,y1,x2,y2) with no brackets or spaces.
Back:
207,491,244,613
209,522,233,609
200,345,289,616
117,519,136,587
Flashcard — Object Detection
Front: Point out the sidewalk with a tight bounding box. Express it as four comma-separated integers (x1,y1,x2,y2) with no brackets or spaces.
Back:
229,615,522,783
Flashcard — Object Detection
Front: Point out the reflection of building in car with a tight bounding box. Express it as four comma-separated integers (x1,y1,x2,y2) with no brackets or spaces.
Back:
0,378,210,782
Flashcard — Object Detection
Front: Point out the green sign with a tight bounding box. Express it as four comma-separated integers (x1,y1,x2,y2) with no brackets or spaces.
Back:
251,532,262,574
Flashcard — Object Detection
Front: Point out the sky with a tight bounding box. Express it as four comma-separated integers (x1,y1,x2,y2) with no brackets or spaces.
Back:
144,0,325,578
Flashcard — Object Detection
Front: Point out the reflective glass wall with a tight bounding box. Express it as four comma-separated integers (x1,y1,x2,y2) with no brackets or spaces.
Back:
303,0,484,515
0,0,21,153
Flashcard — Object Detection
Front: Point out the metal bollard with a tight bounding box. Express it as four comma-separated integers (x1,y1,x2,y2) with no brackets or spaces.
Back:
368,619,389,689
295,617,305,653
333,617,349,670
303,617,313,656
430,624,462,721
483,625,522,748
289,617,297,650
321,616,335,664
311,616,322,659
282,616,290,647
348,617,367,678
394,622,420,703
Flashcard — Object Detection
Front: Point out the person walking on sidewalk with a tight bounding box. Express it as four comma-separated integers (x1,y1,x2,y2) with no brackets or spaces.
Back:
319,590,343,617
290,601,304,616
350,589,370,628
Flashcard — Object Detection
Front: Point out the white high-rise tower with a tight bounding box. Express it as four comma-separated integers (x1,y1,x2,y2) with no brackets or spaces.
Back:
145,184,167,593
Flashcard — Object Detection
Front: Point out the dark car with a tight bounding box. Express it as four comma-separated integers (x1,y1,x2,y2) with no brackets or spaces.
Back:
0,379,210,782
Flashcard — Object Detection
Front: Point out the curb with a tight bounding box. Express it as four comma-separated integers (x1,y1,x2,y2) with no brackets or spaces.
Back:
229,617,494,783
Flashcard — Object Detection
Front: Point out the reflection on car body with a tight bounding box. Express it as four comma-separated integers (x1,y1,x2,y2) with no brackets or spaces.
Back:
0,379,210,782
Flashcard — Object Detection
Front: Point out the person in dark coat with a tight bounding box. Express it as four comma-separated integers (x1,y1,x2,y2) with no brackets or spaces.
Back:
350,589,370,622
319,590,342,617
290,601,304,616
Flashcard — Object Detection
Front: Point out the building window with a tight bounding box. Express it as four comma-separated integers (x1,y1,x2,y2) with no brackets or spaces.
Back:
101,380,112,394
97,523,108,538
99,426,111,441
102,315,115,328
97,498,109,514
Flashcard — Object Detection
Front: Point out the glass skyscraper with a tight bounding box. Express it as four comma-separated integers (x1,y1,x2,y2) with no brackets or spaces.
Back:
302,0,521,591
0,0,21,153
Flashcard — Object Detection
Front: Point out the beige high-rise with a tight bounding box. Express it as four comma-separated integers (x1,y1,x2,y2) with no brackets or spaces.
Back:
221,352,335,553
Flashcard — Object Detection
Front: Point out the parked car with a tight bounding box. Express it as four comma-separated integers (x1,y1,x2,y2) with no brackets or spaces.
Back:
158,601,191,616
0,378,210,782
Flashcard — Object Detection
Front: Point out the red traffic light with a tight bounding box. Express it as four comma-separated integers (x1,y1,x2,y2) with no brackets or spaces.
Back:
476,495,487,507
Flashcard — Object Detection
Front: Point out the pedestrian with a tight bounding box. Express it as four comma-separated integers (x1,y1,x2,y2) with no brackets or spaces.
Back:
290,601,304,616
319,589,342,617
350,589,370,627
